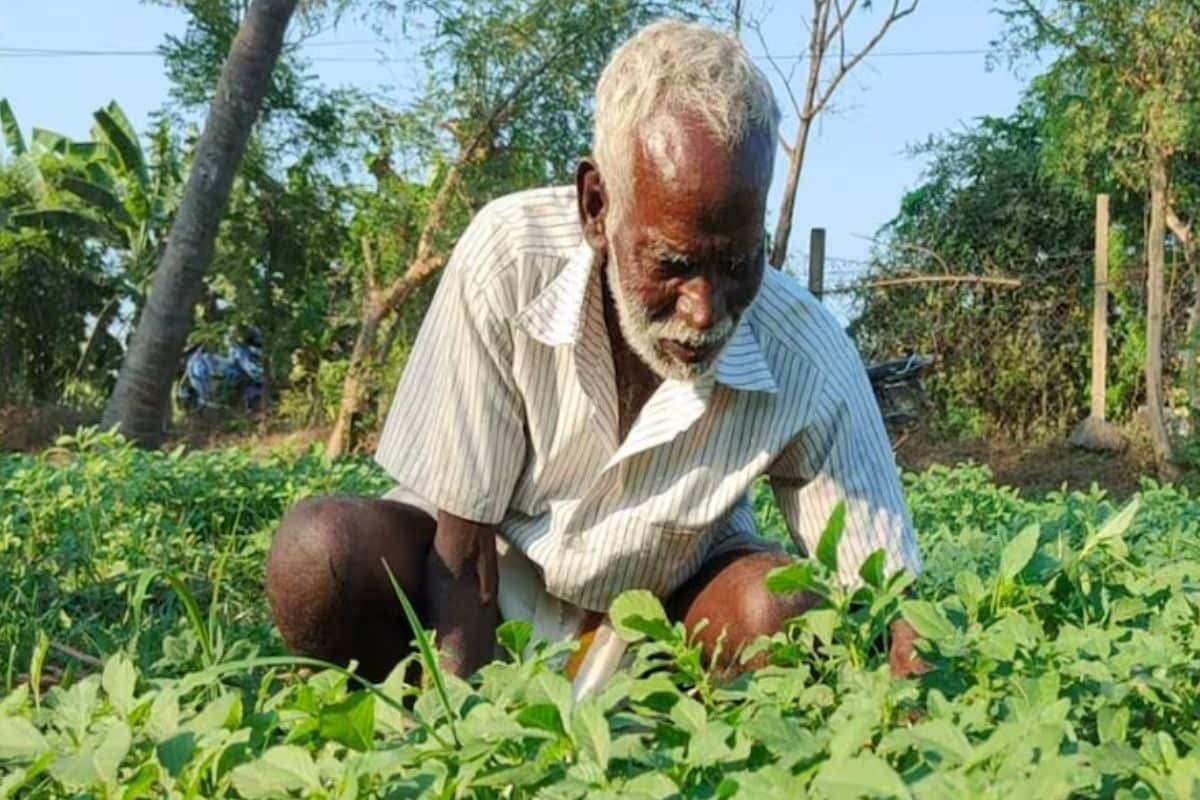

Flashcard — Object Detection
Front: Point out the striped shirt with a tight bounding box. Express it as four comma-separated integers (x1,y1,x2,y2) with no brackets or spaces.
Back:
375,185,922,611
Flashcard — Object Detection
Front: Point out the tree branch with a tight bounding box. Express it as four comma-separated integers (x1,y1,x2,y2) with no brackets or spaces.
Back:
812,0,918,117
751,22,804,118
1167,203,1194,253
838,273,1023,292
1011,0,1100,64
360,235,378,295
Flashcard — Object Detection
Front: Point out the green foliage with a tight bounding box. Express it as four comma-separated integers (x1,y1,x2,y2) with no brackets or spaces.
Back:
1000,0,1200,199
0,98,183,405
858,0,1200,441
0,428,389,672
854,107,1103,437
4,435,1200,796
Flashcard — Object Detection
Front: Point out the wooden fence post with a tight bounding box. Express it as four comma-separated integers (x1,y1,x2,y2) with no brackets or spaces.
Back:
1070,193,1124,452
1090,194,1110,420
808,227,826,301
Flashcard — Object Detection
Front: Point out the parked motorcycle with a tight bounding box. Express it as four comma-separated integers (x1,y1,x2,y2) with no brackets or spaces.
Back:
176,327,265,413
866,352,934,434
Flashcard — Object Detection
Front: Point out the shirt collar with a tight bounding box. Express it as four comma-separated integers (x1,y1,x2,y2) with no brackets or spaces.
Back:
515,241,777,394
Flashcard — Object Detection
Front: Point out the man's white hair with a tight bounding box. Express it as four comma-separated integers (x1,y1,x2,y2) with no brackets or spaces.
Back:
593,19,780,217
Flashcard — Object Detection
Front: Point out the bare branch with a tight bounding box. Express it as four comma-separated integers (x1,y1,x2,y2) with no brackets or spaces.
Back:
50,640,103,668
812,0,918,118
836,274,1023,292
751,22,804,118
889,237,953,275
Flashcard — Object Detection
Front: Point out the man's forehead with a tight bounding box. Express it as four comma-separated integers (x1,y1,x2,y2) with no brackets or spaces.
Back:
629,113,771,207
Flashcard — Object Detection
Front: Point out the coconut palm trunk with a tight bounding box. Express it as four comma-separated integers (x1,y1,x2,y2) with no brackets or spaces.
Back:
101,0,298,447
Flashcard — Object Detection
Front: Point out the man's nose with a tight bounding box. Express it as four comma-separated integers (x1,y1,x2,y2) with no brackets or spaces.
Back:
676,278,727,330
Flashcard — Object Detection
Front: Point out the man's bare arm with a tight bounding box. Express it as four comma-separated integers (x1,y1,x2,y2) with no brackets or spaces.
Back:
425,510,500,677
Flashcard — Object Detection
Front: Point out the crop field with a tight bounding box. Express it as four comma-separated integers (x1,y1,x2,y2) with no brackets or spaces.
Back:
2,430,1200,798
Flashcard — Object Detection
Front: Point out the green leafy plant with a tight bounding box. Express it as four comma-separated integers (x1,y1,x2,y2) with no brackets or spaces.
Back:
4,432,1200,797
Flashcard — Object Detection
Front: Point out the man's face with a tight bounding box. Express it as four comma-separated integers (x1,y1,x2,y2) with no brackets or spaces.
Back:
601,115,771,381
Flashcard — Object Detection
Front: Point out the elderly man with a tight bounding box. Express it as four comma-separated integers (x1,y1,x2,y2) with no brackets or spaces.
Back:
265,19,923,686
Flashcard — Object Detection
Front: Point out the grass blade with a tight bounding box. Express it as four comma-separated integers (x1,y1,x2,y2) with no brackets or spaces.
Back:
164,573,214,667
381,558,460,747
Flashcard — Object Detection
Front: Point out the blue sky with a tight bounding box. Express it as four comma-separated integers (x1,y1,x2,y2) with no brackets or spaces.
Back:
0,1,1035,296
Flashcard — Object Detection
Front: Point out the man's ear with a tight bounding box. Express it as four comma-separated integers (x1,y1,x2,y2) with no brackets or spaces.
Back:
575,158,608,251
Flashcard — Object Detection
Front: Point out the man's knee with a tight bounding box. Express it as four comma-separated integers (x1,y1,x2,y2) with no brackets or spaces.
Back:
672,551,816,664
266,497,358,658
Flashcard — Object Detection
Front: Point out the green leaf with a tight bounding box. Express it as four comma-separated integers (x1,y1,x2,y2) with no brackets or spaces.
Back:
496,619,532,657
9,208,106,238
516,703,565,735
609,590,671,642
31,127,68,153
0,716,49,762
859,549,887,589
1098,706,1130,745
318,691,375,752
0,99,25,157
183,692,241,734
817,501,847,573
49,719,131,790
533,671,574,734
101,653,137,717
1000,524,1040,582
729,764,808,797
1083,499,1140,556
900,600,956,642
805,608,840,646
880,719,972,765
765,562,815,595
93,102,148,187
622,771,679,798
668,694,708,736
813,753,912,800
459,700,531,746
59,176,135,230
155,732,195,778
230,745,322,799
954,571,986,612
145,690,180,742
571,698,611,769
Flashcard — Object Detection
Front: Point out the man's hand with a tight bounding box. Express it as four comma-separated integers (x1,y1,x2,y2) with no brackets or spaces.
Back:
425,511,499,678
887,618,929,679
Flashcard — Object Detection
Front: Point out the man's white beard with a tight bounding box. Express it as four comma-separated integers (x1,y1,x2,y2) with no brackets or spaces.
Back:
605,238,735,382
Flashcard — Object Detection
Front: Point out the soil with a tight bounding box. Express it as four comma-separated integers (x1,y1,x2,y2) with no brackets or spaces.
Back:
895,429,1155,498
0,405,100,452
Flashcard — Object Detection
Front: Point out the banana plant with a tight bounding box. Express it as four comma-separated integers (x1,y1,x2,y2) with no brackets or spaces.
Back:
2,99,179,374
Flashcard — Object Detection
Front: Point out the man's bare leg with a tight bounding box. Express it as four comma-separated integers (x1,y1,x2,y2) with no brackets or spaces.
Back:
666,550,818,673
264,496,435,682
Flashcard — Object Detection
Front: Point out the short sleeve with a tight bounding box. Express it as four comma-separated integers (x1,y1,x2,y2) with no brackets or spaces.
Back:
374,215,527,524
767,355,922,587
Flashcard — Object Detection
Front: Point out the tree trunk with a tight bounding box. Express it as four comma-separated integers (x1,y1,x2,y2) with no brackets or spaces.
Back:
324,271,432,458
325,302,383,458
768,114,814,269
324,168,461,459
100,0,298,447
1146,155,1173,476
